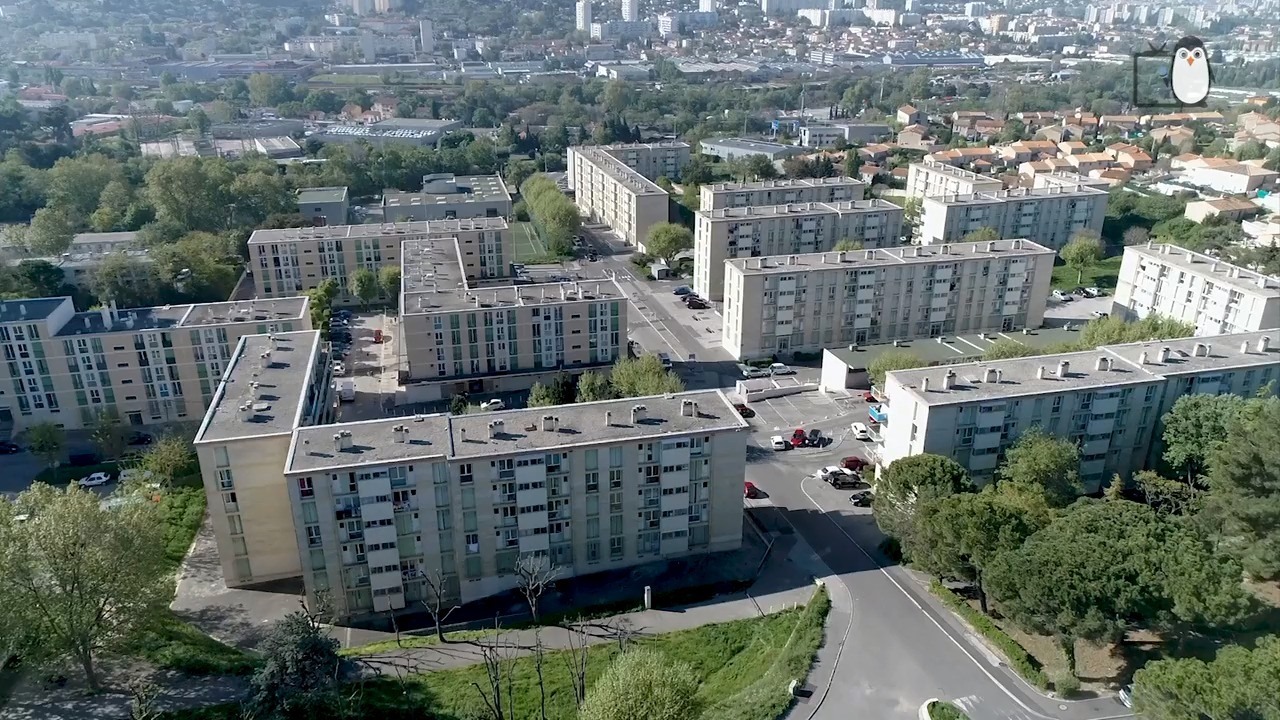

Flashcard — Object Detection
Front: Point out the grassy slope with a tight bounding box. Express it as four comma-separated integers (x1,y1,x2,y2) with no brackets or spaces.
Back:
1051,255,1123,291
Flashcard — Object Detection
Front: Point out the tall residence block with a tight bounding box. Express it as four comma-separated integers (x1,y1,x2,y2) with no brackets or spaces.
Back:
698,177,866,211
693,199,904,302
917,174,1107,251
0,296,310,436
721,239,1055,360
567,142,691,250
906,160,1004,199
1112,243,1280,336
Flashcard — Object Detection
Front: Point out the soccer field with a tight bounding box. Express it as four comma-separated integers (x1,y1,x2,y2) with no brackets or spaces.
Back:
512,221,546,261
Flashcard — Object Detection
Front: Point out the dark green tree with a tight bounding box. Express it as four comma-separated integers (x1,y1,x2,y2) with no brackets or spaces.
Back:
245,611,345,720
995,427,1081,507
872,454,974,548
1132,636,1280,720
1205,395,1280,579
1161,393,1247,486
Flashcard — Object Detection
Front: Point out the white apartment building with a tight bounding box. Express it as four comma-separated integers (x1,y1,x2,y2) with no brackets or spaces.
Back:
621,0,639,21
248,219,511,304
721,239,1055,360
906,160,1004,199
576,0,592,31
699,177,866,212
398,237,627,400
878,330,1280,490
0,296,310,436
693,199,904,302
917,180,1108,251
1112,243,1280,336
568,143,690,250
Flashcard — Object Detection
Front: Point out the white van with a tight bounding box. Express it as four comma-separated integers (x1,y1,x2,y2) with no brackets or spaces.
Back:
850,422,872,441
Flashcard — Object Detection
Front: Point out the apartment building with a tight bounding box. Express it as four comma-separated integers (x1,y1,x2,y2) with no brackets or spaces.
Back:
917,179,1107,251
906,160,1003,199
282,392,747,618
296,187,350,226
381,174,512,223
878,330,1280,490
721,239,1055,360
567,142,690,249
693,199,904,302
0,296,310,436
698,177,866,212
1112,243,1280,336
248,219,511,304
398,237,627,400
194,330,335,587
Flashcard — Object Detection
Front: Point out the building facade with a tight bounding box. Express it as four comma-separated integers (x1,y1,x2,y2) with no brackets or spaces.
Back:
917,181,1107,251
698,177,866,211
721,239,1055,360
878,330,1280,489
568,144,688,250
693,199,904,302
381,174,512,223
1112,243,1280,336
247,219,511,304
906,160,1004,199
0,297,311,437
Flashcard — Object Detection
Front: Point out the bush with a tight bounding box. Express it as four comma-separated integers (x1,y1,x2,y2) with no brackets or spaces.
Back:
928,581,1049,689
791,351,821,362
928,700,970,720
631,252,655,268
512,200,529,221
1052,672,1081,698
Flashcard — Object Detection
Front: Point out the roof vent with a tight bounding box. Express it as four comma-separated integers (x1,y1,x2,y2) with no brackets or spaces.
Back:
1158,346,1171,363
541,414,558,432
1258,336,1271,353
680,399,698,417
942,370,956,390
1036,365,1046,380
1057,360,1070,378
920,377,930,391
631,404,647,423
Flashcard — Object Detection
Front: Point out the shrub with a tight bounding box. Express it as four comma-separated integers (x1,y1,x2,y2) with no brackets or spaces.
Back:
928,700,970,720
1052,672,1081,698
929,581,1049,689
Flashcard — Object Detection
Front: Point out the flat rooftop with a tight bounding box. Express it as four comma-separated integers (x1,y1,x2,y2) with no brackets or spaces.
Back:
179,297,310,327
828,326,1084,371
383,175,510,207
701,138,803,154
924,184,1108,205
296,187,348,204
1103,330,1280,377
910,161,1000,182
196,331,321,443
572,146,666,196
702,198,900,220
701,177,865,194
729,238,1052,275
0,297,71,324
1125,243,1280,296
248,218,508,245
400,237,624,314
71,231,139,247
55,305,190,337
284,390,747,473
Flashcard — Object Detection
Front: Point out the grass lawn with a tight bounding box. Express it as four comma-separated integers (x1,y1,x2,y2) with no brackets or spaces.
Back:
929,700,971,720
512,220,550,263
306,74,383,85
339,628,496,657
1051,255,1123,291
184,588,829,720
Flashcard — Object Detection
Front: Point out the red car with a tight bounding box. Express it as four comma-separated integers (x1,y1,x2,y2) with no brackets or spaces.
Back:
840,456,869,471
734,403,756,418
862,390,877,402
790,428,807,447
744,481,761,499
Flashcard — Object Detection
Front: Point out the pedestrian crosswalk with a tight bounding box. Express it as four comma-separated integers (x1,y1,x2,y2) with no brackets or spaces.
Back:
949,694,1043,720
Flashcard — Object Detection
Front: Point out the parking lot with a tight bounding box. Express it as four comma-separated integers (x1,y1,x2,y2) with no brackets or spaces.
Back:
1045,292,1114,324
743,392,862,434
328,310,397,423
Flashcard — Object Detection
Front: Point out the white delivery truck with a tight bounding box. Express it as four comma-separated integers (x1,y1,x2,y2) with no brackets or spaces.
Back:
336,378,355,402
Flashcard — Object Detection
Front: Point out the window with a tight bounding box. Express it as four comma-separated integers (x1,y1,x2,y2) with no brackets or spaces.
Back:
301,502,318,524
232,537,248,557
228,514,243,535
214,447,230,467
306,525,322,547
584,471,599,493
609,469,623,489
309,548,326,571
297,477,314,498
233,558,252,582
222,492,237,510
459,463,473,484
217,469,234,491
609,447,623,467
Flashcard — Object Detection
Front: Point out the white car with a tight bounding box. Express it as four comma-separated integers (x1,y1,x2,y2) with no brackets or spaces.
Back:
850,422,872,441
77,472,112,488
480,399,506,411
770,435,789,450
818,466,854,479
1051,290,1073,302
119,468,155,484
332,361,346,376
1118,685,1133,708
739,364,770,379
1083,287,1102,298
768,363,795,376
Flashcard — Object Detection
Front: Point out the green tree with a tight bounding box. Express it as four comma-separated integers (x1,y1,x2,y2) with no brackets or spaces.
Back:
832,239,863,251
247,73,291,107
575,371,614,402
680,183,701,211
1060,233,1104,284
25,422,65,477
645,223,694,264
47,154,121,219
245,611,344,720
986,501,1251,677
911,490,1044,613
902,197,922,232
528,381,566,408
867,349,923,389
1077,314,1195,347
0,483,168,690
843,150,863,178
579,649,700,720
1131,469,1200,517
90,252,158,308
961,227,1000,243
89,411,127,461
348,267,379,309
449,394,468,415
1122,226,1150,246
609,355,684,398
144,158,235,232
305,278,338,334
1205,396,1280,579
1161,393,1248,487
187,107,211,136
982,339,1037,360
995,427,1081,507
1133,636,1280,720
872,454,974,548
378,266,401,308
27,206,77,256
656,176,675,193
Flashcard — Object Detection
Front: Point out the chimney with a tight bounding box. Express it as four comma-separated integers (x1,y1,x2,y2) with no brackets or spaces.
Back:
1258,336,1271,353
1057,360,1070,378
541,414,558,432
605,411,613,426
680,399,698,417
631,404,646,423
18,303,25,317
84,316,91,329
787,255,797,265
921,377,930,391
995,369,1003,383
1259,275,1273,290
332,432,343,452
972,243,980,253
1192,342,1207,357
865,250,875,260
393,425,406,443
986,241,996,252
941,244,950,254
340,431,353,451
488,419,504,438
1138,351,1148,365
1036,365,1046,379
459,427,467,442
1158,346,1171,362
942,370,956,390
1095,356,1107,371
1013,239,1023,249
983,368,998,383
838,251,847,262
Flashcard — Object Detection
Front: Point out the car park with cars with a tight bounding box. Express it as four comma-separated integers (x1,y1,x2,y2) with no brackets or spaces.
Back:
739,364,770,379
770,435,789,450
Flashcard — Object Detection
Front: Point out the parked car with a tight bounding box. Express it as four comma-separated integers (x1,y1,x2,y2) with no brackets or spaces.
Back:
828,474,865,490
332,361,346,376
840,456,869,471
790,428,807,448
77,472,112,488
770,435,790,451
807,428,824,446
850,422,872,441
744,481,761,499
673,285,693,296
334,309,352,320
480,399,506,411
769,363,795,376
739,364,770,379
126,432,153,446
1118,685,1133,708
373,329,384,343
862,390,877,402
733,403,755,418
0,442,21,454
1083,287,1102,298
819,465,852,480
1091,311,1109,319
657,352,673,369
1069,286,1086,296
849,490,874,507
1051,290,1073,302
686,298,709,310
119,468,155,484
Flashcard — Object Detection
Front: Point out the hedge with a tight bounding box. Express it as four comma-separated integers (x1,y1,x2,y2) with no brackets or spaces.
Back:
928,580,1049,690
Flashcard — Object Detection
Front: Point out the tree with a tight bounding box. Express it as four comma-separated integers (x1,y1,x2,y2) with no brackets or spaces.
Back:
144,158,235,232
872,454,974,548
1205,396,1280,579
645,223,693,264
867,349,923,389
1122,226,1150,246
1078,314,1195,347
348,267,379,309
449,394,468,415
1161,393,1247,487
960,227,1000,243
1131,470,1200,517
995,427,1081,507
245,609,344,719
579,649,701,720
25,422,64,477
1133,636,1280,720
844,150,863,178
247,73,291,108
305,278,339,333
1061,233,1104,284
986,501,1251,677
187,107,211,136
27,206,77,256
131,434,196,487
609,355,684,398
419,568,459,642
575,371,614,402
982,339,1037,360
378,266,401,308
89,411,127,461
832,239,863,251
680,183,701,211
528,381,566,408
90,252,158,308
0,483,169,690
901,197,922,232
911,490,1044,612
